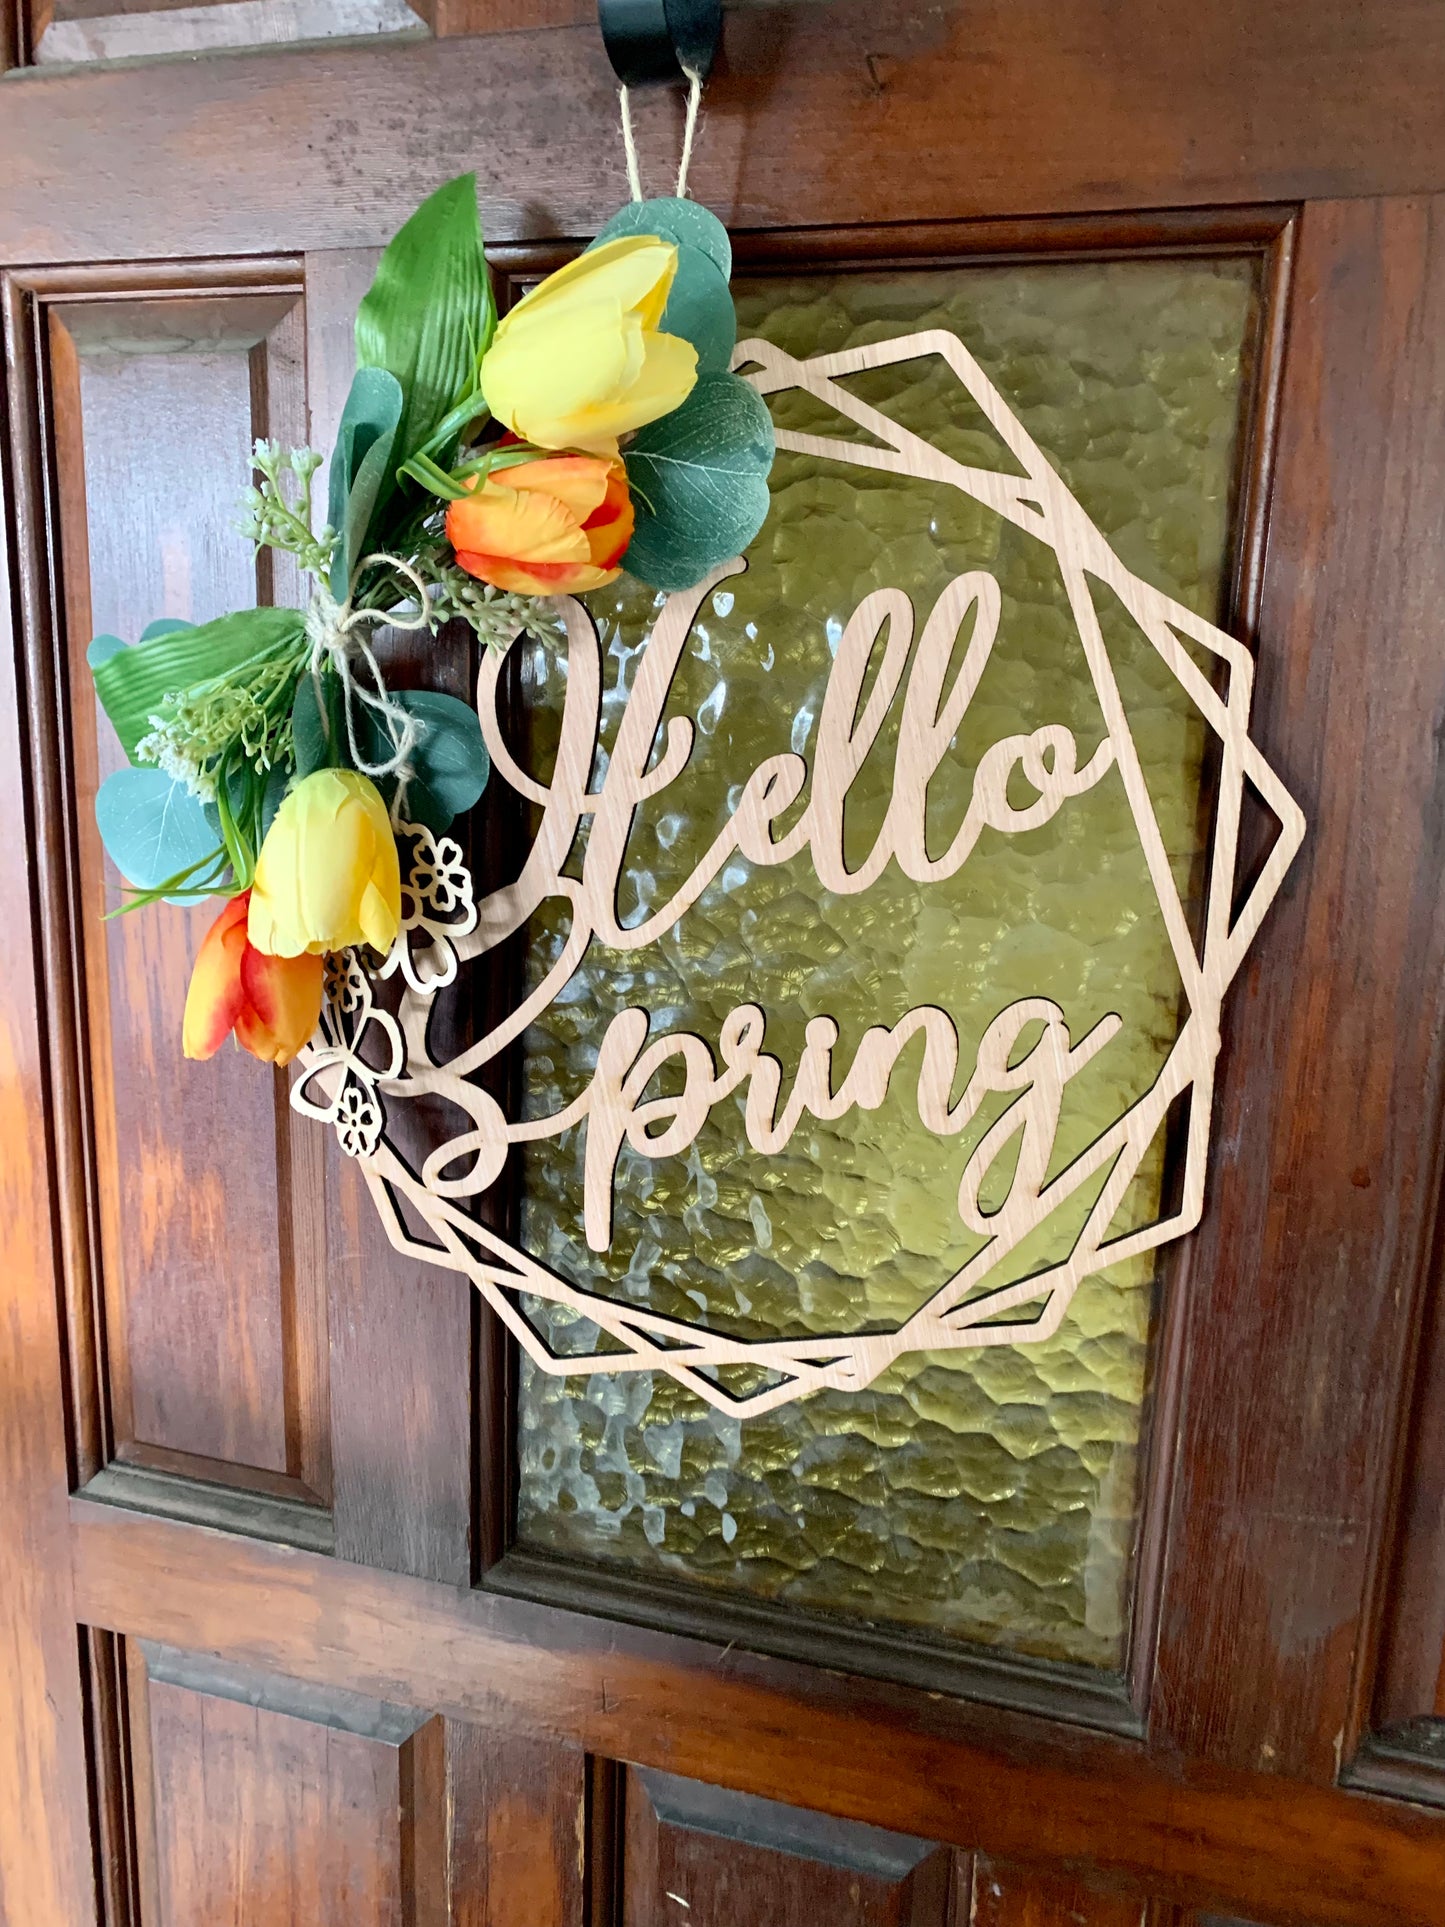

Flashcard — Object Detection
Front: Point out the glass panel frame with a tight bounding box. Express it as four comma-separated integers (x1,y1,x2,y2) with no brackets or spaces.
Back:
477,210,1292,1726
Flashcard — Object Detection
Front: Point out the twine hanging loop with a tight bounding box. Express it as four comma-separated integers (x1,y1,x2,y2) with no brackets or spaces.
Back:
617,63,705,201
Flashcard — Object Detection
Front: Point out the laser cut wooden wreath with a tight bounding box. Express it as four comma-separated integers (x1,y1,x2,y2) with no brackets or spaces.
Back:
292,323,1306,1420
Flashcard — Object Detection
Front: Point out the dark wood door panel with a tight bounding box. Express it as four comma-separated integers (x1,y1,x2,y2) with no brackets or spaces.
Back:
1151,196,1445,1783
12,264,334,1505
119,1639,590,1925
621,1767,961,1925
70,1502,1445,1927
131,1642,448,1926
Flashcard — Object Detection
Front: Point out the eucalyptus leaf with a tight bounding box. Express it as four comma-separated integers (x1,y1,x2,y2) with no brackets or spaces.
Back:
622,372,775,592
139,617,196,642
353,689,490,835
86,633,128,669
327,366,404,596
592,196,732,281
355,173,492,506
656,242,735,375
92,607,306,763
95,766,221,892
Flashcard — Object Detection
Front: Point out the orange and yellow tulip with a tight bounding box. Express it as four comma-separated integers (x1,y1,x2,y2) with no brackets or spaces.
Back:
182,890,323,1065
446,454,634,596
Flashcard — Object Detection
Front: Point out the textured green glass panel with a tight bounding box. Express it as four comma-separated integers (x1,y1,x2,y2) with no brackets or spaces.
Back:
512,259,1258,1667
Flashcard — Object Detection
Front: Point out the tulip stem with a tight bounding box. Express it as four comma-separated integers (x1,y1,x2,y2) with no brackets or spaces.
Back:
410,388,492,469
452,444,549,483
399,451,471,502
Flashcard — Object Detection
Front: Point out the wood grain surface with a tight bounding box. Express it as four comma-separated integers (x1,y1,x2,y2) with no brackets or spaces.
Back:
0,260,98,1927
1151,198,1445,1781
3,5,1445,265
70,1499,1445,1927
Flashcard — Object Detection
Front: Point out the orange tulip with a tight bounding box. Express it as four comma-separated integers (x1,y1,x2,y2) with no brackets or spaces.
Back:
445,454,634,596
183,891,324,1065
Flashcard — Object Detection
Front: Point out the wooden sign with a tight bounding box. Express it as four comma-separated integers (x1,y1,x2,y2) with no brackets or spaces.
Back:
295,327,1306,1417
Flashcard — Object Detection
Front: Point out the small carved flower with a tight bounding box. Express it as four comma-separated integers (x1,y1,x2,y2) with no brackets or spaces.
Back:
409,835,470,917
335,1080,382,1159
325,950,369,1016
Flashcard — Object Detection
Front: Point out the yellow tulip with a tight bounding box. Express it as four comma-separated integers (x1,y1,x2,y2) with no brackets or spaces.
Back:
480,236,697,453
247,769,401,959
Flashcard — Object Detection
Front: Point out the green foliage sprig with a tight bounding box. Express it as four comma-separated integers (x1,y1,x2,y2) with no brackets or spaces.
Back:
240,441,336,579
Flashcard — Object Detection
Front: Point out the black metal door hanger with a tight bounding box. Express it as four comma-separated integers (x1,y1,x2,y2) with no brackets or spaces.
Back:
598,0,722,87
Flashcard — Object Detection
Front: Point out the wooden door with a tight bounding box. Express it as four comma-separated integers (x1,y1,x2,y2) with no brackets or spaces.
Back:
5,5,1445,1924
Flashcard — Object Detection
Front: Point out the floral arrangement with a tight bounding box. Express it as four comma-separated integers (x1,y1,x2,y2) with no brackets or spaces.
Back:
87,176,773,1067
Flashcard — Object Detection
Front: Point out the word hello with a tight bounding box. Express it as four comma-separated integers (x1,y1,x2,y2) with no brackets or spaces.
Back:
416,565,1119,1251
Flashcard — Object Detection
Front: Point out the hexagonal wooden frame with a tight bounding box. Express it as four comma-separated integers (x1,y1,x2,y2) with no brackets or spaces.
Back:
294,327,1306,1417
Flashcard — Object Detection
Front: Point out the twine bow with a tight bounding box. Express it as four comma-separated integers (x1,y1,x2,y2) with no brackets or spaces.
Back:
306,553,431,821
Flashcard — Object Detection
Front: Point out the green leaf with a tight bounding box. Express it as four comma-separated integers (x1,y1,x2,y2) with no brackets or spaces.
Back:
259,762,289,841
327,366,404,596
592,197,732,281
354,689,490,835
91,607,306,763
95,766,222,892
290,671,348,778
622,372,775,592
355,174,493,495
658,242,735,375
203,760,290,855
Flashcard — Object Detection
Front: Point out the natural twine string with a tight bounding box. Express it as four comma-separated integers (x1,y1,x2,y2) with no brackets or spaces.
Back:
619,83,644,201
306,552,432,822
617,64,704,202
676,67,703,198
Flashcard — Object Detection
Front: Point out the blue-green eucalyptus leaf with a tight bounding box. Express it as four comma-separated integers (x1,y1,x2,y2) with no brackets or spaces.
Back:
657,242,735,375
590,202,736,376
86,633,128,669
354,689,490,835
592,197,732,281
95,766,221,893
622,372,775,592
